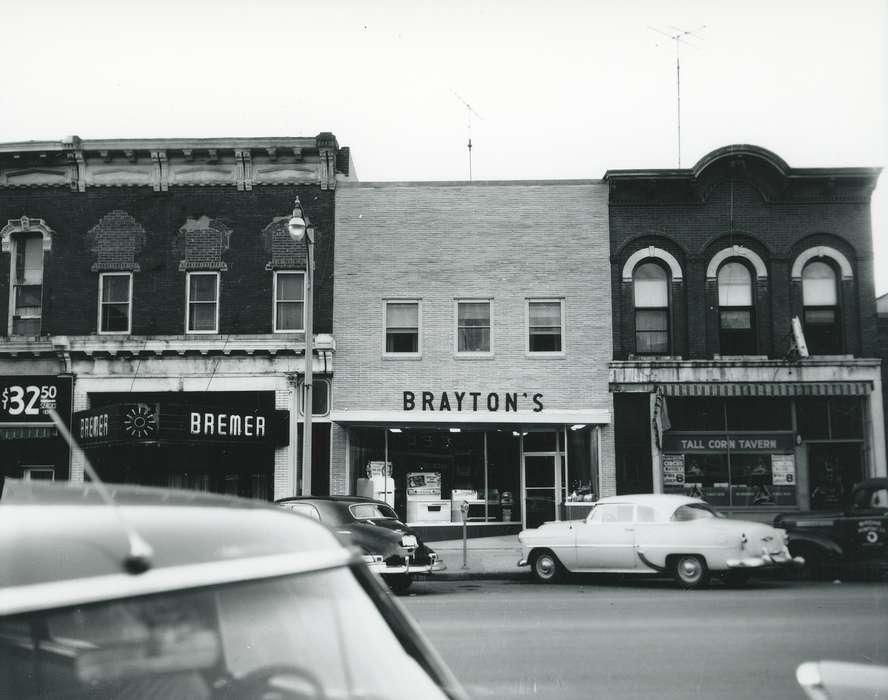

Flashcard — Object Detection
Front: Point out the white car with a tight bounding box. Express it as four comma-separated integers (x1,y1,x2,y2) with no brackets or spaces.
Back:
518,494,804,588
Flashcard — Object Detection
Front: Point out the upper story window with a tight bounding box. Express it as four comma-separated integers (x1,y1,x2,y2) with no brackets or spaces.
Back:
633,262,669,355
802,261,842,354
385,300,420,356
9,232,44,336
274,271,305,333
717,262,756,355
98,272,132,334
456,299,492,355
527,299,564,354
186,272,219,334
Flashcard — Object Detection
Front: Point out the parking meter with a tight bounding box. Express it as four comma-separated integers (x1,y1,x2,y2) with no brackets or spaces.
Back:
460,500,470,569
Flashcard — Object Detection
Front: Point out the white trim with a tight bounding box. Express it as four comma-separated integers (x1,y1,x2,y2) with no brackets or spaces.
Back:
454,298,494,358
382,298,422,359
97,272,133,335
185,271,220,334
706,245,768,279
330,409,611,425
526,298,566,357
273,270,306,333
791,246,854,281
622,246,683,281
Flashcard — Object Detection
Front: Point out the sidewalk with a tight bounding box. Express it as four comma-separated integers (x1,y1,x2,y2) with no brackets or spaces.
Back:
425,534,527,581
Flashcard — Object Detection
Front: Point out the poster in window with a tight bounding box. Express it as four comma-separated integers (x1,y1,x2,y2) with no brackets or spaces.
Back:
771,454,795,485
662,454,686,486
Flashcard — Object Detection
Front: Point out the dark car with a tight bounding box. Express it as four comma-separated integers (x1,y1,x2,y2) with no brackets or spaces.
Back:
277,496,445,592
774,478,888,579
0,479,467,700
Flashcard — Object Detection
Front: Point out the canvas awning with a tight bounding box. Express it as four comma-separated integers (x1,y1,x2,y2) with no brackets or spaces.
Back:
659,382,871,397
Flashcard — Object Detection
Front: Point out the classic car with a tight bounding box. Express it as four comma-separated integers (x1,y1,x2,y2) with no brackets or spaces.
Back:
797,660,888,700
774,478,888,579
276,495,445,592
518,493,804,588
0,479,467,700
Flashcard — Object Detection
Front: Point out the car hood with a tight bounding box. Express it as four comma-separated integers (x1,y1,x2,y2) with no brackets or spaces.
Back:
774,510,844,527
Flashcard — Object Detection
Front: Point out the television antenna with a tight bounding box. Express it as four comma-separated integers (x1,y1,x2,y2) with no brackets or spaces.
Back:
649,24,707,168
451,88,483,181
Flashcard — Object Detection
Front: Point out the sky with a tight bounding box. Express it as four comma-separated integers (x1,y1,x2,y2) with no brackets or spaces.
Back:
2,0,887,290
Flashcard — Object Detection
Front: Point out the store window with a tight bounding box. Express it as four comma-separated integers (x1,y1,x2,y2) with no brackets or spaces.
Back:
186,272,219,334
98,272,132,334
23,467,55,481
455,299,492,355
384,301,420,355
9,232,44,336
718,261,756,355
802,261,842,354
527,299,564,354
633,262,670,355
298,378,330,416
274,271,305,332
797,397,863,440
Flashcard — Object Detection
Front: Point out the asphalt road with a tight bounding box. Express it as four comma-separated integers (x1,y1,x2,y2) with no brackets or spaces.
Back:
400,576,888,700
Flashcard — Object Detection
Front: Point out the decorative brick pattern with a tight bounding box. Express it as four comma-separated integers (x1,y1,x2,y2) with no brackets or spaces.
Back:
261,216,308,270
175,215,232,272
87,210,146,272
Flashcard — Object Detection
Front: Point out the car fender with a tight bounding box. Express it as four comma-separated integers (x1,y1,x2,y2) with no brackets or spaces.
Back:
787,531,844,559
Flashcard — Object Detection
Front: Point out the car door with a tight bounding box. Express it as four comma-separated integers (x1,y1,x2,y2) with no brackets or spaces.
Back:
574,503,637,570
837,484,888,562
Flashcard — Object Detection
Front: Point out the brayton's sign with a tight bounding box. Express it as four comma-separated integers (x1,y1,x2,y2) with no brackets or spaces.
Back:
74,403,288,447
403,391,544,413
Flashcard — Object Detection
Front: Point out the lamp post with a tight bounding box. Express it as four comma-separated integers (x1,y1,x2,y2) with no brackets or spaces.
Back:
288,197,315,495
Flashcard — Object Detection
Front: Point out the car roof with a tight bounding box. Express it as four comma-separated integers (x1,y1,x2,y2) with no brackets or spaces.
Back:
595,493,706,519
277,495,393,507
1,479,352,616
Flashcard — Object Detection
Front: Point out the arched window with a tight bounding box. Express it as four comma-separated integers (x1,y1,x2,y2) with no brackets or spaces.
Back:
718,261,756,355
802,260,842,354
633,262,669,354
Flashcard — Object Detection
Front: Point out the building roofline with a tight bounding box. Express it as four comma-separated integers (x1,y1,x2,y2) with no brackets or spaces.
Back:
338,178,605,188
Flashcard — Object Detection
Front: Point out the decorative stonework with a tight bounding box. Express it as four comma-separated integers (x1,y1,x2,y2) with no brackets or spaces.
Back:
791,246,854,281
706,244,768,279
261,216,308,270
86,210,147,272
0,216,55,253
175,216,232,271
622,246,683,281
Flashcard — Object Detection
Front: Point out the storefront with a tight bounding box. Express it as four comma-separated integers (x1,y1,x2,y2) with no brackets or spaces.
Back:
73,392,289,500
0,374,72,485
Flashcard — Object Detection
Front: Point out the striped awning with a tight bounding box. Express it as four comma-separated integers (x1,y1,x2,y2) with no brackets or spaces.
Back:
659,382,871,397
0,426,59,441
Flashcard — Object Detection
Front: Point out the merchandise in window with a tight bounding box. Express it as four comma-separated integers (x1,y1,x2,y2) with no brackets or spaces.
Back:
456,301,491,353
528,300,563,353
385,302,419,354
99,273,132,333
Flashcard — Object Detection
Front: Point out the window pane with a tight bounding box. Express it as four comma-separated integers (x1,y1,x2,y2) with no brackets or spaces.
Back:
190,275,217,302
718,262,752,306
459,327,490,352
529,301,561,327
802,261,837,306
277,273,304,302
102,276,130,303
386,332,418,353
633,263,668,308
14,285,42,308
830,398,863,439
726,398,792,431
458,302,490,326
805,308,836,325
529,330,562,352
16,234,43,284
190,303,217,331
276,301,304,331
720,309,751,329
635,331,668,354
635,308,668,331
12,317,40,335
797,398,830,439
101,304,129,332
729,454,779,507
667,398,725,431
386,303,418,328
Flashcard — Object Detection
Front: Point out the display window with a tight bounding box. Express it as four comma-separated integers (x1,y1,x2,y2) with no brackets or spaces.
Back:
808,443,862,510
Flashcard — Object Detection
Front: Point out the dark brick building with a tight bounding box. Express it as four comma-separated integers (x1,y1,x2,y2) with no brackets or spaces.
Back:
0,134,353,499
606,145,884,518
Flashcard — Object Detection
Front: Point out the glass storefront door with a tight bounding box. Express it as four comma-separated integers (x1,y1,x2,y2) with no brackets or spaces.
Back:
522,432,567,528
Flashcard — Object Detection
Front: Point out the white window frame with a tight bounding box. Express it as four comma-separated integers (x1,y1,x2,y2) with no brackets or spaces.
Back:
454,298,494,358
526,298,566,357
185,271,220,334
298,377,331,417
23,466,55,481
97,272,133,335
7,232,45,337
383,299,422,359
273,270,306,333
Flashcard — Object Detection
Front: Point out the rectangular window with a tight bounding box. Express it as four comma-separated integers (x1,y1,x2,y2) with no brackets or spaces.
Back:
186,272,219,334
719,309,757,355
527,299,564,354
385,301,420,355
11,233,43,336
635,308,669,354
804,308,842,354
456,300,492,354
274,271,305,332
98,273,132,334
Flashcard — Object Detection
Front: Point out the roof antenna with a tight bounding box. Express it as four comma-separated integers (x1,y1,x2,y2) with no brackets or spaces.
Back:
649,24,707,168
450,88,483,181
48,409,154,574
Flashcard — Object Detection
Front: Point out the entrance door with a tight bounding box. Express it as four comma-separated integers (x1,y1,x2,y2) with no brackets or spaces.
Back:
523,453,567,529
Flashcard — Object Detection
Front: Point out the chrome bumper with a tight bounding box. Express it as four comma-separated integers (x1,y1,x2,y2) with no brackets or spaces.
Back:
726,547,805,569
517,558,529,567
367,552,446,576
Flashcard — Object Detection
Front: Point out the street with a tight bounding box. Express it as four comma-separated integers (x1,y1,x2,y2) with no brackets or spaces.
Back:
401,576,888,700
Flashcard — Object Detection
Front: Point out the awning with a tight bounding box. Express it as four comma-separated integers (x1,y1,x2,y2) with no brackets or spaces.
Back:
659,382,871,397
0,426,59,441
330,409,611,426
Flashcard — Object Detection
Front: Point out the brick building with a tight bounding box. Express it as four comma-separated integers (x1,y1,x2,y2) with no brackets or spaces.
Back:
606,145,884,518
0,134,353,499
331,181,613,533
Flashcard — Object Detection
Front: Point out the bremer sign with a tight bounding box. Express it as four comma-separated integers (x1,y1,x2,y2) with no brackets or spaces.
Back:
403,391,544,413
74,403,288,447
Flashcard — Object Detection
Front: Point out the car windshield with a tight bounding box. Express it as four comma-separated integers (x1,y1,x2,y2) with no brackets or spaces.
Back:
350,503,399,520
0,567,448,700
671,503,725,521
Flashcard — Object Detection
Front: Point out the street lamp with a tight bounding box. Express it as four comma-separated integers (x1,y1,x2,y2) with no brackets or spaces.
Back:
288,197,315,495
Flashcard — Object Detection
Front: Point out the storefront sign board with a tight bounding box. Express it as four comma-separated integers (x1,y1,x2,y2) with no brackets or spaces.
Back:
661,432,795,452
402,390,544,413
0,375,73,424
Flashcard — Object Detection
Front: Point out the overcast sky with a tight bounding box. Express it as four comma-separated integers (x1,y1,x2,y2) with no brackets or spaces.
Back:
3,0,886,291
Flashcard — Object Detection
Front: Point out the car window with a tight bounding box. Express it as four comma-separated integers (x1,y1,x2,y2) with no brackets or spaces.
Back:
588,504,634,523
671,503,724,521
279,502,322,521
636,505,657,523
0,568,449,700
852,487,888,512
350,503,399,520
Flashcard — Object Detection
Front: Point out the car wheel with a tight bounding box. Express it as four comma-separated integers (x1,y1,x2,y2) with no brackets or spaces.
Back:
531,549,563,583
789,544,829,581
722,570,751,588
672,554,709,589
385,574,413,593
